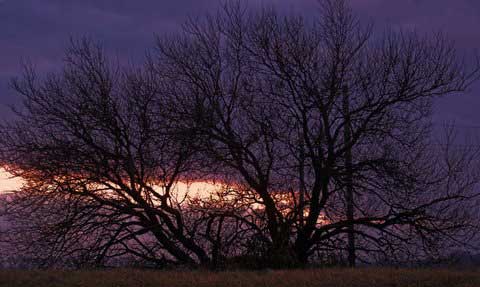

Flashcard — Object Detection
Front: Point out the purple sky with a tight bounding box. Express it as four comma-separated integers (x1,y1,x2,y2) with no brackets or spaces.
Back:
1,0,479,128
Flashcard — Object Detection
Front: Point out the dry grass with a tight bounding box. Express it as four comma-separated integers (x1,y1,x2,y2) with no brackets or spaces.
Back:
0,268,478,287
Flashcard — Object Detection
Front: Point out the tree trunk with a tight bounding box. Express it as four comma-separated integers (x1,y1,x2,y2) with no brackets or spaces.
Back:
343,85,356,268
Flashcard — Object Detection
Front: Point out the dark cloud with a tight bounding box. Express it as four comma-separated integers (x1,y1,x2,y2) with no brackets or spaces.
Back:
1,0,479,125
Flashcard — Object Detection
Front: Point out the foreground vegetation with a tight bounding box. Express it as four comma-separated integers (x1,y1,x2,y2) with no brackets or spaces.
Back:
0,268,478,287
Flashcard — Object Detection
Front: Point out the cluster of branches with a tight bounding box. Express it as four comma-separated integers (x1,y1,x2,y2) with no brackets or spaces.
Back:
1,0,480,269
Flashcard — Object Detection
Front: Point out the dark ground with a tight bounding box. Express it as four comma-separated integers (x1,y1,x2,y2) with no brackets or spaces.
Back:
0,268,478,287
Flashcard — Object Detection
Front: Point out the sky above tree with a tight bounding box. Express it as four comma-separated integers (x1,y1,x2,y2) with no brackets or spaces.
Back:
1,0,480,126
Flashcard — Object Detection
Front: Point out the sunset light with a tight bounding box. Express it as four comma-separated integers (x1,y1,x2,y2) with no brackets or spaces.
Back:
0,168,22,193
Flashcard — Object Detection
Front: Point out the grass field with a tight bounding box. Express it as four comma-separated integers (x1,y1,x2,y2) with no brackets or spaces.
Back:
0,268,478,287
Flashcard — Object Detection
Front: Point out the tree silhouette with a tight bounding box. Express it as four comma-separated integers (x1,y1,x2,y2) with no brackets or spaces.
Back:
0,39,217,267
152,0,480,266
1,0,480,269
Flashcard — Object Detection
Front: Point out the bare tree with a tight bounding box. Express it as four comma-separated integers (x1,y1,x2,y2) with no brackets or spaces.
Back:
0,39,218,267
152,0,480,266
1,0,479,269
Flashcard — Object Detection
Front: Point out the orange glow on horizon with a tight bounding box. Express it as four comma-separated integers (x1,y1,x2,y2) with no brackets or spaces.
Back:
0,168,333,226
0,168,223,198
0,168,23,193
170,181,224,200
